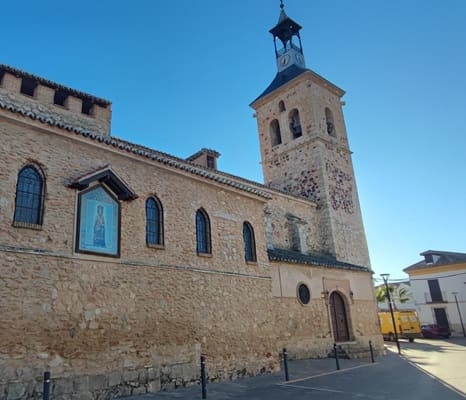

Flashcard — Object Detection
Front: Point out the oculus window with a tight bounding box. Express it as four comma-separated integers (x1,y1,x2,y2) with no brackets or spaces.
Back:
298,283,310,305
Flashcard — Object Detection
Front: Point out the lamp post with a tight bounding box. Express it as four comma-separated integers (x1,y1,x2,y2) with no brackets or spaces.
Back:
451,292,466,337
380,273,401,354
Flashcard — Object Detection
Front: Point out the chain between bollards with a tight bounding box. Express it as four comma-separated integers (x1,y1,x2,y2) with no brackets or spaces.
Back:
333,343,340,370
369,340,375,363
43,371,51,400
200,355,207,399
282,348,290,381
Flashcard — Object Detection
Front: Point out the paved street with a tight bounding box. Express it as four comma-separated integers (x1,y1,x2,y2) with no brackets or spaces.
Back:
386,336,466,395
121,338,466,400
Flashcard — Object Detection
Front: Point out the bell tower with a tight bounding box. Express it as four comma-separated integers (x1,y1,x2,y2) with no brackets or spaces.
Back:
251,2,370,268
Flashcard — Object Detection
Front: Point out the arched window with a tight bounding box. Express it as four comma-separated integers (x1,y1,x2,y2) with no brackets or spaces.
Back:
14,165,45,226
325,107,336,137
278,100,286,112
289,109,302,138
243,222,256,262
270,119,282,147
196,208,211,254
146,196,164,246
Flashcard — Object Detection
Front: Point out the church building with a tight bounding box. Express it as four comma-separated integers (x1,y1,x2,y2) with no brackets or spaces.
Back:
0,3,382,399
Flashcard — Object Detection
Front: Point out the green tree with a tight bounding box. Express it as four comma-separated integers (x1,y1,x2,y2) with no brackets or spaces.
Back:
376,284,412,310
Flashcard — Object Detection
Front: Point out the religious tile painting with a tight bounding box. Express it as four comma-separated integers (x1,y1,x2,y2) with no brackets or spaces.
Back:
76,185,120,256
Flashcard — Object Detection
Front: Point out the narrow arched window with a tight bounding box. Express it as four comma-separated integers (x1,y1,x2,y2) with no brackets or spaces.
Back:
270,119,282,147
325,107,336,137
278,100,286,112
14,165,44,226
146,196,164,246
289,109,302,138
196,208,211,254
243,222,256,262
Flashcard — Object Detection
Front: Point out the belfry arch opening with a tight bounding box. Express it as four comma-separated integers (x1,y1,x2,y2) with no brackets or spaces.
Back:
270,119,282,146
289,109,302,138
325,107,336,137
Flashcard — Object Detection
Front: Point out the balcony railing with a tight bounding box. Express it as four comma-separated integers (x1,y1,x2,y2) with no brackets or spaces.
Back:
424,291,447,303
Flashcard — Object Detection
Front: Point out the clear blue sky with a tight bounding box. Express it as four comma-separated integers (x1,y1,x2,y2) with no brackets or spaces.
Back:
2,0,465,281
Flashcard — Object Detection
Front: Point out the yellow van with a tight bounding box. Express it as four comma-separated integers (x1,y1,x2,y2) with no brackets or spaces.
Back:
378,310,422,342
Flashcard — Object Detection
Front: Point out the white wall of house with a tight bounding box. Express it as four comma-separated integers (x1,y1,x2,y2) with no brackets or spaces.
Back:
409,269,466,334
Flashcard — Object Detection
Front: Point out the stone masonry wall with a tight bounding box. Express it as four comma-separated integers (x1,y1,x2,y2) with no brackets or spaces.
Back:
264,193,323,254
269,261,383,359
253,72,370,267
0,251,279,399
0,113,279,399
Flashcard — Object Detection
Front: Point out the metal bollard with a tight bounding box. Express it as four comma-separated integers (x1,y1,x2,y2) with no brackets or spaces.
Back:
333,343,340,370
282,348,290,381
43,371,51,400
200,355,207,399
369,340,375,363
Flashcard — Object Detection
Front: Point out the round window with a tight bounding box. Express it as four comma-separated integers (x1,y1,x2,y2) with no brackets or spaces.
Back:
298,284,310,305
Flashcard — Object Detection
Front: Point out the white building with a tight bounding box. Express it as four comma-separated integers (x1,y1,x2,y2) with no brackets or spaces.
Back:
403,250,466,336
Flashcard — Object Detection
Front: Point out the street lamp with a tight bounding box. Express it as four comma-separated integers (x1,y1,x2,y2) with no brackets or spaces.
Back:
451,292,466,337
380,273,401,354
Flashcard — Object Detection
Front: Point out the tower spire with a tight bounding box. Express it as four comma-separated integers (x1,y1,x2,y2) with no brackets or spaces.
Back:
278,1,288,23
269,2,306,72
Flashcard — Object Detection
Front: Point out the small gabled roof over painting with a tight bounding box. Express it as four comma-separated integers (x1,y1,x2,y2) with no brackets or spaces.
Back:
403,250,466,273
68,165,138,201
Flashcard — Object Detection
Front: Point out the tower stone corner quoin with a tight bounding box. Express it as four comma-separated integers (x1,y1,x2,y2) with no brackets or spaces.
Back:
0,3,380,399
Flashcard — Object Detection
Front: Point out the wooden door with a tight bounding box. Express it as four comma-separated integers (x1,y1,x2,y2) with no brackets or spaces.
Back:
330,292,350,342
434,308,450,330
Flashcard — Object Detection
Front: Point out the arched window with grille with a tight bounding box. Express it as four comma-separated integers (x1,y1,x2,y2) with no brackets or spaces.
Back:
270,119,282,147
243,221,256,262
13,164,45,226
196,208,211,254
146,196,164,246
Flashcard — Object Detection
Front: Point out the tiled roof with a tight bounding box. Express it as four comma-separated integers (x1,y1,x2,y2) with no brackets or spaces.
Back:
185,148,221,161
403,250,466,273
0,63,111,106
68,165,138,201
251,66,345,106
267,248,369,271
0,94,273,199
252,65,308,104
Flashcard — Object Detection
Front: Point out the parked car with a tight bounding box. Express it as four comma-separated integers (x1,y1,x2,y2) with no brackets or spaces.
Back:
421,324,451,339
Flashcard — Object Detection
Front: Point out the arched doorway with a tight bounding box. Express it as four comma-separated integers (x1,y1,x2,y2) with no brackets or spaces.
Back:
329,292,350,342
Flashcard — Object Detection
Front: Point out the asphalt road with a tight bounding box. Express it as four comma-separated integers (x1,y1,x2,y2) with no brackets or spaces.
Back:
121,338,466,400
386,336,466,395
